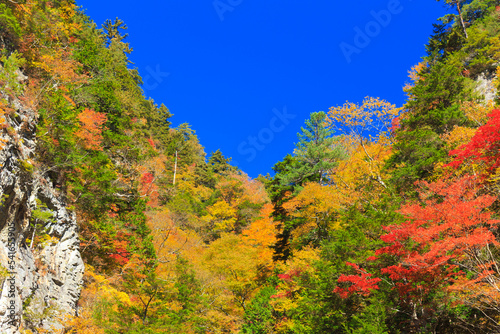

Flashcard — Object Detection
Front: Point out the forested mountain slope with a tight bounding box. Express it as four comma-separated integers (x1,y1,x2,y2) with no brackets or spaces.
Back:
1,0,500,333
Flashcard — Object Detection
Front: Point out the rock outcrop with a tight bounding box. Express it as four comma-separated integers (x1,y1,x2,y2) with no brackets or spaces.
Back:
0,92,84,333
475,70,497,103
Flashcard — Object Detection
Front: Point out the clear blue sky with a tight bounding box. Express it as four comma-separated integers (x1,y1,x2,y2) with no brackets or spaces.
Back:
77,0,449,178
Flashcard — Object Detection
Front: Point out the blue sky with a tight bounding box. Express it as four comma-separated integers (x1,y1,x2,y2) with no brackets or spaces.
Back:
78,0,449,178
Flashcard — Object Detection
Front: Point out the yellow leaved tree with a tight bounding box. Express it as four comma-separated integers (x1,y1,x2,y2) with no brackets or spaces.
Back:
282,182,345,248
326,97,400,203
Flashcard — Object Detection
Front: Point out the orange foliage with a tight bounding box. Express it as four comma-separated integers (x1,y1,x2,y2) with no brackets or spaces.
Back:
241,203,277,270
216,172,268,207
75,108,107,151
377,176,499,302
138,172,160,207
63,310,105,334
403,61,427,98
282,183,344,246
0,100,6,129
34,51,87,85
18,79,41,110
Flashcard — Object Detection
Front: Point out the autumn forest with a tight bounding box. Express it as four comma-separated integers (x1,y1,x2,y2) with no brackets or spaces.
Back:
2,0,500,333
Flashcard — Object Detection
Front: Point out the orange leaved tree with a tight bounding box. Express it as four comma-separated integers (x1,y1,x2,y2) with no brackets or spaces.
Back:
376,176,499,319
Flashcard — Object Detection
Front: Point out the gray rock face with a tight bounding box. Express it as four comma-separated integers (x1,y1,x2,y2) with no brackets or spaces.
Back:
475,71,497,103
0,93,84,333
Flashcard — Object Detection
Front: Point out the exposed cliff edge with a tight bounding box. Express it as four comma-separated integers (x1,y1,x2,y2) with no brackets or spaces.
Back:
0,91,84,333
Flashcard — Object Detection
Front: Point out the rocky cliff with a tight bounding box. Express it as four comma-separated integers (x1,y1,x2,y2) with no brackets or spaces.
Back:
0,90,84,333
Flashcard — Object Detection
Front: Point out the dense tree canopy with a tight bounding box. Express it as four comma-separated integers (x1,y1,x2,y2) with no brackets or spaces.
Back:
3,0,500,332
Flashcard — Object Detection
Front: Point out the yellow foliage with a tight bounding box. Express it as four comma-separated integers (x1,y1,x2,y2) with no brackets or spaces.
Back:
85,267,132,306
440,125,477,151
331,139,392,206
176,165,213,201
68,265,132,334
215,172,269,207
282,183,344,247
63,310,105,334
495,65,500,91
487,167,500,196
202,200,238,231
271,246,320,330
146,208,204,273
327,96,402,140
403,61,427,98
241,203,277,270
202,233,267,330
461,100,497,126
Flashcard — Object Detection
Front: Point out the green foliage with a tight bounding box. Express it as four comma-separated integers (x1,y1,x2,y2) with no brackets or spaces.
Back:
388,127,446,190
268,154,300,261
0,50,25,95
342,295,388,334
31,200,54,224
207,149,236,176
241,286,277,334
0,3,21,50
388,51,476,191
146,101,172,148
173,257,206,324
6,0,500,333
270,112,345,261
280,111,345,187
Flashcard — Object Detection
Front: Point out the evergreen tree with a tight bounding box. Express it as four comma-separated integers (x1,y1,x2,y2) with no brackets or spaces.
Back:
207,149,236,175
146,101,173,149
271,112,344,261
280,111,345,187
388,55,474,191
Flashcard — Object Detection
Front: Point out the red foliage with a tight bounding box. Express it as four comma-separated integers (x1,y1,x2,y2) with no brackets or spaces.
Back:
109,231,132,266
271,269,303,299
390,116,401,133
334,262,381,299
138,172,159,207
448,109,500,174
277,273,292,282
141,172,154,185
107,203,119,218
376,176,499,299
147,138,156,149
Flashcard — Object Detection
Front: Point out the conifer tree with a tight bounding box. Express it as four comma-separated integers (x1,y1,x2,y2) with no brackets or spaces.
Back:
280,111,344,187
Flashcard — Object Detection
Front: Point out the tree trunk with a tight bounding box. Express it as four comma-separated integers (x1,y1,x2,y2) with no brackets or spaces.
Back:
173,150,178,185
455,0,468,39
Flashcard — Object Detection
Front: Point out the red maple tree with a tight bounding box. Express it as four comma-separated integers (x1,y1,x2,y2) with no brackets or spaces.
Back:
377,176,499,300
448,109,500,175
